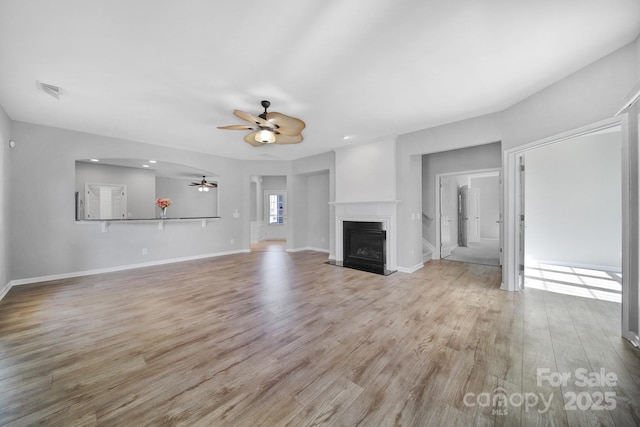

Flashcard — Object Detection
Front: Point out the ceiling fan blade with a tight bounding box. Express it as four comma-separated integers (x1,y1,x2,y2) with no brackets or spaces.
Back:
266,112,305,136
233,110,274,129
244,132,267,147
217,124,258,131
274,134,303,144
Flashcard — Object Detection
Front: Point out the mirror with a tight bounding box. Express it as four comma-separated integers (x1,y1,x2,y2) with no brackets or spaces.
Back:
75,159,219,220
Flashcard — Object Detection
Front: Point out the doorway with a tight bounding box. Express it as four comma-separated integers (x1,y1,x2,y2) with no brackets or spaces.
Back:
520,125,622,302
264,190,287,240
249,175,287,244
437,170,501,266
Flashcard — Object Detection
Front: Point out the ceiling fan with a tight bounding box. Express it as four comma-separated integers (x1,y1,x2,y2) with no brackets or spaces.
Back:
218,100,305,147
189,176,217,192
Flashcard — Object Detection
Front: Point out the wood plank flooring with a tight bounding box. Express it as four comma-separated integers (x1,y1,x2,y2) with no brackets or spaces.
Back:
0,249,639,426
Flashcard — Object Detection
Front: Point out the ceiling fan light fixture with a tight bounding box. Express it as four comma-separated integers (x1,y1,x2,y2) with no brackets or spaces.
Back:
256,129,276,144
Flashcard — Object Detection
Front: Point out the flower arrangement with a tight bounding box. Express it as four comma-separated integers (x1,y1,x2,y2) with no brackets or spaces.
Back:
156,198,172,209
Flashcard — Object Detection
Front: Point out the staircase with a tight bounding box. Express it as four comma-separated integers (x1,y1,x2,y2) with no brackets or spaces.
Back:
422,238,435,263
421,211,436,264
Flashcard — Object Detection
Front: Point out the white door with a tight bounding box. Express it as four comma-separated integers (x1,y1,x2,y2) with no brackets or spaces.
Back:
85,183,127,220
458,185,469,247
440,177,452,258
518,156,526,288
498,171,503,266
468,187,480,243
264,190,287,240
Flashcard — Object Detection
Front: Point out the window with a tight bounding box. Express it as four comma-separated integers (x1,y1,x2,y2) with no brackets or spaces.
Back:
269,194,285,224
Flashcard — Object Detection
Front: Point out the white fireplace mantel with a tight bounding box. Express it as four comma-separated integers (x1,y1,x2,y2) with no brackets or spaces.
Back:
330,200,400,271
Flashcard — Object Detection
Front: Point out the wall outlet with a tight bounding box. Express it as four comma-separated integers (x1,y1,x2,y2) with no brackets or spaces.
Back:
142,248,148,255
321,237,325,243
230,238,234,245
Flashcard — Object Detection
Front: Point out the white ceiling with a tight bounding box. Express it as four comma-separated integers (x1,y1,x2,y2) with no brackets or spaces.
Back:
0,1,639,161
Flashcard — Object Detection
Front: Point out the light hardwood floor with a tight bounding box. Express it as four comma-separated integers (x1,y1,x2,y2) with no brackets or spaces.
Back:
1,250,639,426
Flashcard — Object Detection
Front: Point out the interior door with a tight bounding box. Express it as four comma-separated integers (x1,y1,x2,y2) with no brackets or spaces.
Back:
468,187,480,243
440,177,452,258
498,171,503,266
519,156,526,288
264,190,287,240
458,185,469,247
85,183,127,220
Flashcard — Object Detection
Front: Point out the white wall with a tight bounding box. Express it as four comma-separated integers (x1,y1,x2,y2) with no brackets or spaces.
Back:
8,121,246,281
525,130,622,270
0,104,11,294
335,136,396,202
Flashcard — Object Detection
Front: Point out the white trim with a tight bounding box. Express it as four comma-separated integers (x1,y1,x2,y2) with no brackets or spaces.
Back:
503,117,625,292
1,249,250,298
621,331,640,349
330,200,401,205
422,238,436,260
334,201,399,272
527,259,622,274
435,168,501,260
286,247,330,254
0,282,11,301
397,263,424,274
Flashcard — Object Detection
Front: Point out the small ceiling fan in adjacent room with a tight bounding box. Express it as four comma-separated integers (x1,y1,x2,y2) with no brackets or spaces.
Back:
217,100,305,147
189,176,217,192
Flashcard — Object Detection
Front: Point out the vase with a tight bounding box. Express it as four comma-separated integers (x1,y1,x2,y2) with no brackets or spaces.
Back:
160,207,167,218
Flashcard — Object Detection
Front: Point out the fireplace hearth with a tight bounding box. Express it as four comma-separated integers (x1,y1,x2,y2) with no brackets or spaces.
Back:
342,221,387,275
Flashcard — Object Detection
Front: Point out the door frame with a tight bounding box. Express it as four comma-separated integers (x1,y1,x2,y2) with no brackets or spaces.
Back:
263,190,287,240
502,114,637,346
435,167,502,260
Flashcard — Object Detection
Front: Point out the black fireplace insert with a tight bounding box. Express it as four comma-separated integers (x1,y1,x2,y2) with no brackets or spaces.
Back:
343,221,386,274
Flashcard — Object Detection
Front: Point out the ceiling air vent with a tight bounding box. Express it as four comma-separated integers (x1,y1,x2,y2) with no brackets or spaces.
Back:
36,80,61,99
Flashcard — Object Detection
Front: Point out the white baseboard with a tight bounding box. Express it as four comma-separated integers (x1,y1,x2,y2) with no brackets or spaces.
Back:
527,258,622,273
287,247,330,254
397,263,424,274
0,281,11,301
2,249,251,299
622,331,640,349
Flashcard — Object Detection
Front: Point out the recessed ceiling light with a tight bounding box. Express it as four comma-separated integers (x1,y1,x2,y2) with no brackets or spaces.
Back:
90,158,99,162
149,160,157,163
343,135,352,140
142,164,150,168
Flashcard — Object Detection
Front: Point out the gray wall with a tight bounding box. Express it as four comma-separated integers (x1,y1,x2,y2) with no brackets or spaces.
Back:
0,104,11,292
262,176,286,191
155,177,218,218
307,173,330,250
8,121,245,280
75,162,156,219
525,130,622,269
292,151,334,253
421,142,501,245
397,39,639,343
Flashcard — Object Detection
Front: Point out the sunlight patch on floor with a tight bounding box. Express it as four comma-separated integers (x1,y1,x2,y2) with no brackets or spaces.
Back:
524,260,621,303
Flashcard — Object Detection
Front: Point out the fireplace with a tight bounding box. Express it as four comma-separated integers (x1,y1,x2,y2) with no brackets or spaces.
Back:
343,221,386,274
